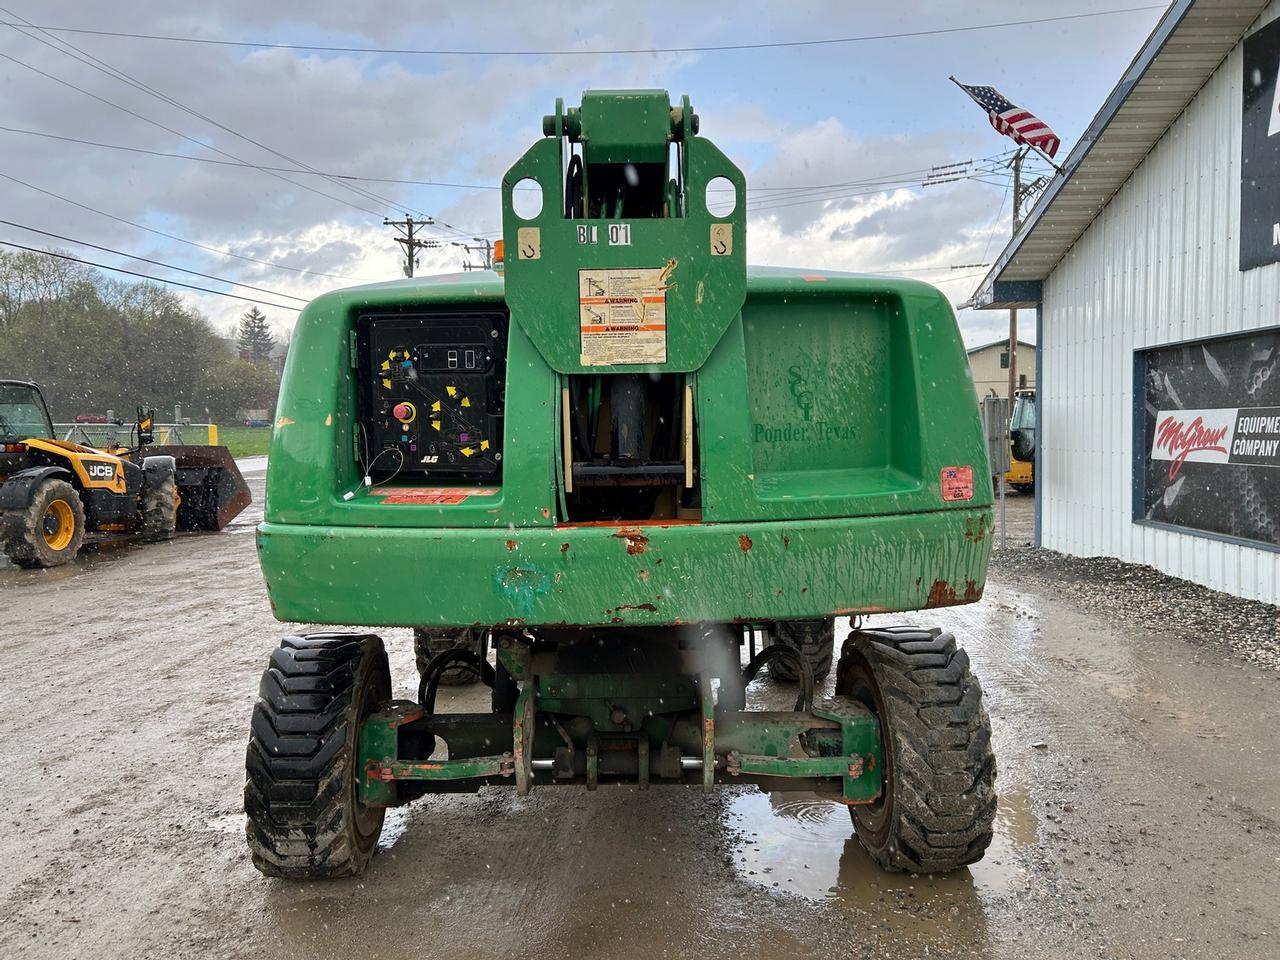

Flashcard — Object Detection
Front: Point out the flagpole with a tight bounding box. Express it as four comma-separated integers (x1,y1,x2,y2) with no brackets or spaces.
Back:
1008,148,1024,411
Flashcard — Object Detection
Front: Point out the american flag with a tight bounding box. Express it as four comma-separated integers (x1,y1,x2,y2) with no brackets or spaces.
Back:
951,78,1061,159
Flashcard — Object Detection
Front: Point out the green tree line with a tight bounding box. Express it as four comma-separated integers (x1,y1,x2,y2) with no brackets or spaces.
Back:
0,248,280,423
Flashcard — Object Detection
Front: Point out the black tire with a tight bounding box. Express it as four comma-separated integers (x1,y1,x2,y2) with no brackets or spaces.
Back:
837,626,996,874
767,619,835,682
139,457,178,542
414,628,485,686
244,633,391,879
2,478,85,568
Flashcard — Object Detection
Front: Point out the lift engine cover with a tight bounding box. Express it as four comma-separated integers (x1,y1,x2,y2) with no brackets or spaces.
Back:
358,312,506,479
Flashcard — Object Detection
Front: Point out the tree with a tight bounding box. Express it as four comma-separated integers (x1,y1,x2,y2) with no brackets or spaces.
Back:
236,306,275,365
0,248,282,424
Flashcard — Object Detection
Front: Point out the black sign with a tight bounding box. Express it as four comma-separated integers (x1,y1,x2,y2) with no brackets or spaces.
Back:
1241,18,1280,271
1136,329,1280,547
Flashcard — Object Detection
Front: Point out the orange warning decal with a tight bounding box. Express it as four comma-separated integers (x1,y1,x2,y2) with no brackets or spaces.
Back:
375,486,499,505
940,466,975,502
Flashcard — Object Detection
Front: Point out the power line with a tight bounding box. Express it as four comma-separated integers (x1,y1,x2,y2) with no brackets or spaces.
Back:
0,49,387,219
0,170,373,282
0,219,309,302
0,240,302,311
0,6,1166,57
0,10,413,222
0,123,1011,202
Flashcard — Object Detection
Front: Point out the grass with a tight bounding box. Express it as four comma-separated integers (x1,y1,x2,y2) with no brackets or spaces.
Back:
213,424,273,459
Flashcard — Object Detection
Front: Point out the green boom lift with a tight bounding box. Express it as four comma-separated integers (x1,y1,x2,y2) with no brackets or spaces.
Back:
245,91,996,879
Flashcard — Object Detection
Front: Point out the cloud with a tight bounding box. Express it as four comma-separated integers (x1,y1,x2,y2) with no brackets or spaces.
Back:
2,1,1059,349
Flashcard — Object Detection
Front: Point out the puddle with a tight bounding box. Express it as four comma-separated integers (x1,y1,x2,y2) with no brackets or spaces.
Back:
727,783,1037,909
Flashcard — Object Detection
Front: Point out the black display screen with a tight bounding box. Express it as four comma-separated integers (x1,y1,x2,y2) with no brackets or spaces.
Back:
1241,17,1280,271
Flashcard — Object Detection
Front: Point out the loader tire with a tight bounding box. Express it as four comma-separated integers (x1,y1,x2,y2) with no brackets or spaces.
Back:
837,626,996,874
767,619,835,682
2,478,85,568
139,458,178,542
244,633,391,879
414,628,485,686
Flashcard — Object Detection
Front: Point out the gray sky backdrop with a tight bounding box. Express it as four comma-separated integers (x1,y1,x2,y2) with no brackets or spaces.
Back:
0,1,1170,344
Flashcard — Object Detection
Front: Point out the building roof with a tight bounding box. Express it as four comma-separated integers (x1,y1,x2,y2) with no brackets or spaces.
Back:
966,338,1035,355
971,0,1272,309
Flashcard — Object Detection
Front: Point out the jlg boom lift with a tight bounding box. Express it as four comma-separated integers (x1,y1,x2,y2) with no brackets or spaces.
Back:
245,91,997,879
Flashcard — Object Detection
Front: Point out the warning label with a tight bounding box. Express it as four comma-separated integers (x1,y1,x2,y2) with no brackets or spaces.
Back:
375,486,499,505
578,263,674,365
940,466,975,502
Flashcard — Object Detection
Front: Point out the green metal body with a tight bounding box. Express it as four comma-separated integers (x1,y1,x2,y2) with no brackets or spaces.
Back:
255,91,992,806
258,266,991,625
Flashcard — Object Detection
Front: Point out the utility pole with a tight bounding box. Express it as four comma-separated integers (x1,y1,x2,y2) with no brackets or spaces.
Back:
384,216,438,278
455,238,494,271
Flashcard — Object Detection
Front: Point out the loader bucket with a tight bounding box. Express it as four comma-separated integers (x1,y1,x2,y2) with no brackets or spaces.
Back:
141,445,251,531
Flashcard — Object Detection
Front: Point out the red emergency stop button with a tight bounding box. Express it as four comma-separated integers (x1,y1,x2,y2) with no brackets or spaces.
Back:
392,402,416,423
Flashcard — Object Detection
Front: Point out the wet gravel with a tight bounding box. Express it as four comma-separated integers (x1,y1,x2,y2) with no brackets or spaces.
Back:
991,547,1280,672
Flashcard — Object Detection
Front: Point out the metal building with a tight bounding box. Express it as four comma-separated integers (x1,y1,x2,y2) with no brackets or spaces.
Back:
971,0,1280,602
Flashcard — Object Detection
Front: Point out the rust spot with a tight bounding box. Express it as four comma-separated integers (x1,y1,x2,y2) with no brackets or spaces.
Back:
610,617,624,624
963,579,983,602
541,507,551,519
801,586,808,593
560,542,570,553
964,514,989,542
655,558,663,565
782,534,790,548
614,529,649,555
925,579,957,608
505,539,517,552
738,534,752,552
616,602,658,613
638,568,649,582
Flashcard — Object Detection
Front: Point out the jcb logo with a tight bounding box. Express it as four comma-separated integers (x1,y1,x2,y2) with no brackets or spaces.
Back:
86,462,116,480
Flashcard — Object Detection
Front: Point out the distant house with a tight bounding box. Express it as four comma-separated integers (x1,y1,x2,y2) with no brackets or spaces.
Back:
267,340,289,376
966,339,1035,400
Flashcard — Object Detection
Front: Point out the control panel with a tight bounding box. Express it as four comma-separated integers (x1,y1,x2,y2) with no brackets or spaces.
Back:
357,312,506,480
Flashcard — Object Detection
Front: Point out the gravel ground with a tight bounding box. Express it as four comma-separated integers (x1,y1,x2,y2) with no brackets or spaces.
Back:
992,546,1280,672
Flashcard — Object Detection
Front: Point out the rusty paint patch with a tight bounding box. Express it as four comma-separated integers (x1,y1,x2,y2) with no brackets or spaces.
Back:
782,534,790,548
275,415,295,428
963,579,982,602
541,507,551,519
560,542,570,553
925,579,957,607
614,529,649,555
964,513,990,542
505,539,518,552
738,534,752,552
616,602,658,613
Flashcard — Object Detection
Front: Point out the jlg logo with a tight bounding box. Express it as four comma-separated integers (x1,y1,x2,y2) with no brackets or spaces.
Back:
86,462,116,480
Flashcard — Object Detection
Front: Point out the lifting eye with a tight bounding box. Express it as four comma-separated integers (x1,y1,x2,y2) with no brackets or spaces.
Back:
511,178,543,220
705,175,737,217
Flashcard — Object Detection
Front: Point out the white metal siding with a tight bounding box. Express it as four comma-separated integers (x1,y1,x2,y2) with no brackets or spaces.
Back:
1040,0,1280,602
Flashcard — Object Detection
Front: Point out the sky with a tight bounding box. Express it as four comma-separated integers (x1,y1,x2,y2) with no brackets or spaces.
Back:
0,1,1172,347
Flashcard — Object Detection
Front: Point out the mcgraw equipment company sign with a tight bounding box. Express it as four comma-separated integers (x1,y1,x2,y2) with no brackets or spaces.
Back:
1241,16,1280,271
1137,329,1279,547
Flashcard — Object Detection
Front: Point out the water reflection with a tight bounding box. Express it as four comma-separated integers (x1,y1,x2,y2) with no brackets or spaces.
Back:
728,783,1037,912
